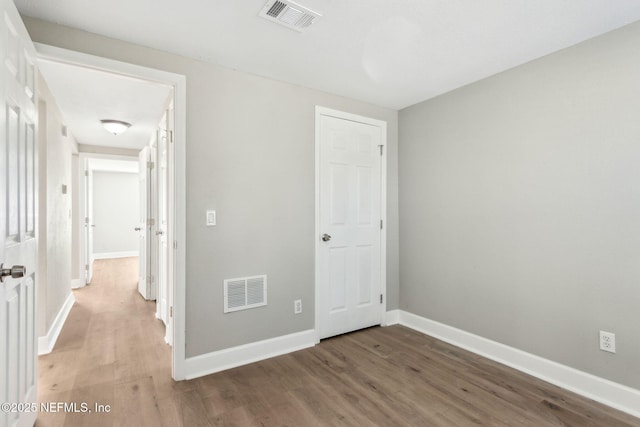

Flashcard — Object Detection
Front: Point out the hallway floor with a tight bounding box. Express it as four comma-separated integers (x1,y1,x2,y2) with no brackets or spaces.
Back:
35,258,639,426
36,257,179,426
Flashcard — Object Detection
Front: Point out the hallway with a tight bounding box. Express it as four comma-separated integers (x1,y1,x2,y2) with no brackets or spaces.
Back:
36,257,179,426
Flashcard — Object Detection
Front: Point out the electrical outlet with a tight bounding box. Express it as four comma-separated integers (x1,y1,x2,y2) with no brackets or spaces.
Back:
294,299,302,314
599,331,616,353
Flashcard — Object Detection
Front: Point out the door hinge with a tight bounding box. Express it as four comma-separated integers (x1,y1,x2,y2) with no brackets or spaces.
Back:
147,161,155,170
380,294,383,304
84,170,89,177
147,218,155,226
148,275,153,284
173,241,177,250
380,219,383,230
170,306,173,317
85,264,89,271
379,144,384,155
169,130,174,143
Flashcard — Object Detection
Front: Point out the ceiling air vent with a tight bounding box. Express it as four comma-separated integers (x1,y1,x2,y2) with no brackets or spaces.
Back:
259,0,321,32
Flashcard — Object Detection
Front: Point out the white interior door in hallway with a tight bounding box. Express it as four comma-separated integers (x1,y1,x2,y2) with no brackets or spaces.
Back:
84,164,94,283
316,107,387,340
0,0,39,425
155,107,172,341
138,145,152,300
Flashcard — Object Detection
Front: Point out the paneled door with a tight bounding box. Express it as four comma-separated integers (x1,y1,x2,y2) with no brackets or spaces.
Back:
0,0,39,426
138,146,150,299
156,114,169,327
317,108,386,339
84,165,94,283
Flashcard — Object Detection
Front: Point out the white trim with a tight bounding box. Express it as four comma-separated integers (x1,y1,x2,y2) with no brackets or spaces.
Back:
397,310,640,419
70,279,84,289
92,251,139,260
184,329,316,380
87,159,138,174
383,309,400,326
35,44,187,380
38,293,75,355
34,43,181,86
314,106,388,343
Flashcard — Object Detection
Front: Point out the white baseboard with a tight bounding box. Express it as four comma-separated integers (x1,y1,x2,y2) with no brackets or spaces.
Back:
38,293,75,355
92,251,139,260
383,309,400,326
184,329,316,380
397,310,640,419
70,278,85,289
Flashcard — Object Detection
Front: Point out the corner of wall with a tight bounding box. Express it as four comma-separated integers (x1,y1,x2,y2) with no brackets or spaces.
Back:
184,329,316,380
38,292,75,355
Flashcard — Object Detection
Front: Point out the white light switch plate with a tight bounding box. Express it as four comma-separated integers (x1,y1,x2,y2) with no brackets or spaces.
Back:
206,210,216,226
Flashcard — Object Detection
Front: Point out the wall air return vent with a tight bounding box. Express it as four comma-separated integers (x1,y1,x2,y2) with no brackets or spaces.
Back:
259,0,321,32
224,275,268,313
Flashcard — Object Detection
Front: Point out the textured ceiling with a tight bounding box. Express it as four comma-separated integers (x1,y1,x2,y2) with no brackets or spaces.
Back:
39,59,172,149
17,0,640,109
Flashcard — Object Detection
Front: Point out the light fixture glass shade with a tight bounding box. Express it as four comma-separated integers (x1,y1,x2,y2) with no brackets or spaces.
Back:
101,119,131,135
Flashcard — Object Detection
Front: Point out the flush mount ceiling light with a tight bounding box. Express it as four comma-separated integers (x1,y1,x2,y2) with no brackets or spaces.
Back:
100,119,131,135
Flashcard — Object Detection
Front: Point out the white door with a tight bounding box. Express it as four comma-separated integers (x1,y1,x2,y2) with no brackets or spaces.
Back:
138,146,150,299
85,167,94,283
148,140,157,301
317,108,386,339
0,1,39,426
156,118,169,326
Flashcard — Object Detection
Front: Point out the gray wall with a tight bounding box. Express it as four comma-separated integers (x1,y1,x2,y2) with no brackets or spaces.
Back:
23,17,399,357
92,171,139,255
399,22,640,389
37,73,75,336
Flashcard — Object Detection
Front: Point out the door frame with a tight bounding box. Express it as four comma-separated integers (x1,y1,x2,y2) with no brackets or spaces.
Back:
78,154,139,286
314,106,388,343
35,43,188,380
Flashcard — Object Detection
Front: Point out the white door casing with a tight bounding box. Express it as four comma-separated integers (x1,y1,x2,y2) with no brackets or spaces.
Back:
316,107,387,340
164,102,175,347
0,0,39,426
34,43,187,380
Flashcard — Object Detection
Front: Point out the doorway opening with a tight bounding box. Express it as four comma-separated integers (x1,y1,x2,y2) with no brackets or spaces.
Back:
36,43,187,379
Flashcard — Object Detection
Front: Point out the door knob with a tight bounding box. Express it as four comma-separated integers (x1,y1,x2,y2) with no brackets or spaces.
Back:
321,233,331,242
134,227,142,231
156,230,164,236
0,264,26,282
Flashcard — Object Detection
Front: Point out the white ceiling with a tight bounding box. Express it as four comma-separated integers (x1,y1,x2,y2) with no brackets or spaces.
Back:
38,59,172,149
17,0,640,110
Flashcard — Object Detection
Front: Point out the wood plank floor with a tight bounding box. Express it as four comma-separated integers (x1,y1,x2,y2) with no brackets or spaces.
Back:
36,258,639,426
